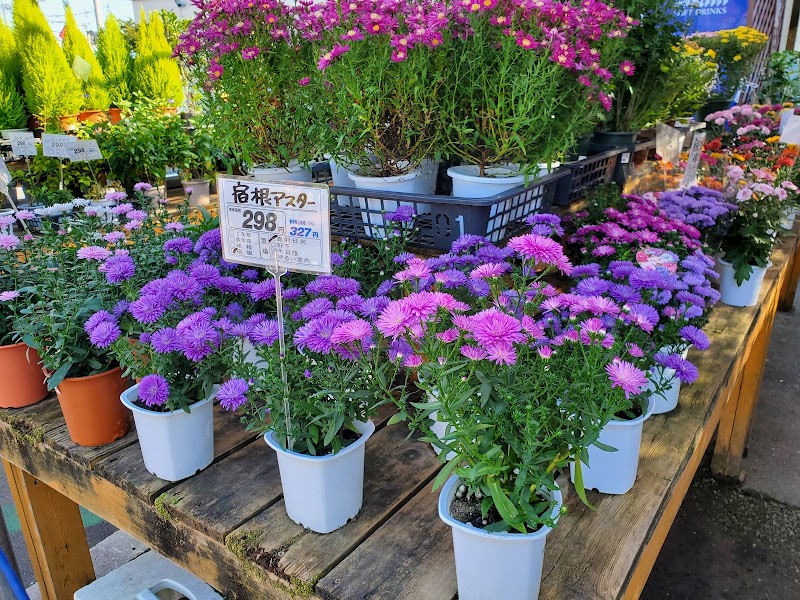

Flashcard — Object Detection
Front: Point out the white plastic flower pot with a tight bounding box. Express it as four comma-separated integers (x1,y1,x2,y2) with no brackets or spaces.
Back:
264,419,375,534
248,161,313,182
448,165,525,242
718,258,771,308
182,180,211,207
438,475,562,600
413,158,440,203
349,170,420,239
328,156,357,209
647,346,689,415
120,384,216,482
240,339,268,368
569,396,655,495
780,208,797,231
429,411,457,462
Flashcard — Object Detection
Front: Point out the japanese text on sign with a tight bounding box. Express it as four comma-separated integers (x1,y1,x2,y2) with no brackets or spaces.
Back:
217,176,331,275
8,132,36,157
41,133,74,159
681,132,706,188
69,140,103,162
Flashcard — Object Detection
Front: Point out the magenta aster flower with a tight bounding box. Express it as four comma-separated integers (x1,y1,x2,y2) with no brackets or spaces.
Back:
103,231,127,244
619,60,635,76
680,325,710,350
138,374,170,407
14,210,35,221
605,359,647,398
469,262,510,279
468,308,526,347
218,379,250,411
241,45,260,60
376,302,414,338
460,345,488,361
486,342,517,366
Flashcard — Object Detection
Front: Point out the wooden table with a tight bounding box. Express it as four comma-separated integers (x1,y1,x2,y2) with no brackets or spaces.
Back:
1,227,798,600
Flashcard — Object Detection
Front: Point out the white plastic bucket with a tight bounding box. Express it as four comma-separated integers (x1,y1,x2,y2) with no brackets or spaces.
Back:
429,411,457,462
265,419,375,534
121,384,216,482
414,158,440,200
718,258,771,307
448,165,525,242
569,396,655,495
249,161,313,182
438,475,562,600
349,171,420,238
647,347,689,415
780,208,797,231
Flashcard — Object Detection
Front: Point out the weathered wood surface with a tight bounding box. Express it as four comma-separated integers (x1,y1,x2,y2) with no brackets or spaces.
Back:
778,228,800,311
0,229,797,600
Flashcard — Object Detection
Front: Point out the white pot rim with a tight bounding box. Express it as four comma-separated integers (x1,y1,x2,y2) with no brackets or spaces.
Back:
717,257,773,270
447,165,525,183
264,419,375,462
248,160,309,174
348,171,419,184
438,475,562,541
608,394,656,427
120,383,218,416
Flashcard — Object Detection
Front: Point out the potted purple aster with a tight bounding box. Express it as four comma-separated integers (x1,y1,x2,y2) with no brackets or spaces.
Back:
374,218,652,600
221,273,408,534
91,229,259,481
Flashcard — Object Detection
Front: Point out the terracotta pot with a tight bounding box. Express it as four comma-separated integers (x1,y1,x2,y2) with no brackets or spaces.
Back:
107,108,123,124
77,110,108,124
58,114,79,132
54,366,131,446
159,106,178,116
0,343,48,409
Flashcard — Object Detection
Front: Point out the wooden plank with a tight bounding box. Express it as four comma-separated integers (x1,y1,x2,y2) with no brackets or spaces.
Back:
227,423,441,589
160,439,282,542
95,402,258,503
2,459,95,600
316,483,456,600
0,396,66,443
46,424,138,468
778,230,800,311
0,423,312,600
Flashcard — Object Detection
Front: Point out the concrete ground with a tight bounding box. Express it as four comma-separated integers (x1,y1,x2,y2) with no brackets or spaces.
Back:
1,276,798,598
642,285,800,600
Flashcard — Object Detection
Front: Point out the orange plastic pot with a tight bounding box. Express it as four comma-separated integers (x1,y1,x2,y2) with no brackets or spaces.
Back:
54,366,131,446
0,343,48,409
107,108,123,124
77,110,108,124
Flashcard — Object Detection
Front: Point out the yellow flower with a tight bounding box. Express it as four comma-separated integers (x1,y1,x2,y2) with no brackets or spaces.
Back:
733,54,742,61
783,102,794,108
733,153,746,161
706,49,717,58
767,136,781,144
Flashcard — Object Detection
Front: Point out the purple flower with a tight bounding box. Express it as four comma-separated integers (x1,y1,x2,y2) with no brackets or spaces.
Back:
470,262,510,279
111,203,134,215
218,379,250,411
241,269,259,280
376,279,396,296
608,284,641,305
138,374,170,407
103,231,127,244
656,353,699,384
77,246,112,261
624,304,659,333
248,280,277,301
151,328,180,353
164,237,194,255
130,295,167,324
102,254,135,283
359,296,391,318
460,345,488,360
575,277,612,296
84,310,115,334
605,359,647,398
194,229,222,254
385,205,416,223
508,234,572,273
177,318,220,362
166,271,202,301
451,234,487,253
388,338,413,362
0,290,20,301
88,320,121,348
337,294,365,312
465,278,490,298
680,325,710,351
306,275,360,298
14,210,35,221
571,263,602,278
133,182,153,191
165,222,185,232
293,314,340,353
126,210,148,221
467,309,526,347
188,262,221,286
297,297,334,320
609,261,636,279
250,320,280,346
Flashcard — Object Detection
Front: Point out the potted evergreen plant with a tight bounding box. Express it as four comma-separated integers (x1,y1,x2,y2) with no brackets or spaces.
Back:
62,6,110,123
0,22,29,133
97,15,133,123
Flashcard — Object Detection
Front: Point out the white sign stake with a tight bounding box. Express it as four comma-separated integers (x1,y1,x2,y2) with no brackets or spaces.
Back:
41,133,75,159
681,132,706,189
8,132,36,158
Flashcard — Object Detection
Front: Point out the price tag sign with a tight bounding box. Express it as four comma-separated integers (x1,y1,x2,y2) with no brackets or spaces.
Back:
8,132,36,157
0,157,11,198
780,115,800,145
69,140,103,162
41,133,75,159
780,109,795,134
681,132,706,188
656,122,686,165
218,176,331,275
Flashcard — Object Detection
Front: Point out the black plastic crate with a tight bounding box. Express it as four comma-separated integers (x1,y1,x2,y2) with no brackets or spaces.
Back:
323,170,567,251
553,148,625,207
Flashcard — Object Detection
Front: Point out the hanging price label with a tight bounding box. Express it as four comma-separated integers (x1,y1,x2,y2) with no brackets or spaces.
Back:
0,157,11,198
41,133,75,158
681,132,706,188
217,176,331,275
8,132,36,157
68,140,103,162
656,122,686,166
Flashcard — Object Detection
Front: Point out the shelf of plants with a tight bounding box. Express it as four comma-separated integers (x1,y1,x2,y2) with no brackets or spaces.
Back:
3,0,800,598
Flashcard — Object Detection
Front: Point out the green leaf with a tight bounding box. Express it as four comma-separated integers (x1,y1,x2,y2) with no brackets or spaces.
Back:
432,453,462,491
47,362,73,391
571,459,596,510
488,480,518,523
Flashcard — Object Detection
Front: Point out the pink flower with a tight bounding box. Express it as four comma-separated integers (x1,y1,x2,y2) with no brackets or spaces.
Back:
605,358,647,398
619,60,635,76
241,46,260,60
297,77,311,87
208,59,224,80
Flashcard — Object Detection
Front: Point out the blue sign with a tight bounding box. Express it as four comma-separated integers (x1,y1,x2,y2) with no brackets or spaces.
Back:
677,0,750,34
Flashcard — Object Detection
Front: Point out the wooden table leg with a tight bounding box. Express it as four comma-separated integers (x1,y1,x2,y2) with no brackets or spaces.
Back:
778,239,800,311
2,460,95,600
711,307,777,479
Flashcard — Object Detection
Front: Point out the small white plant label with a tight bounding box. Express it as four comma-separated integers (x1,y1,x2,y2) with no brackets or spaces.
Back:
41,134,75,159
68,140,103,162
9,132,36,157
